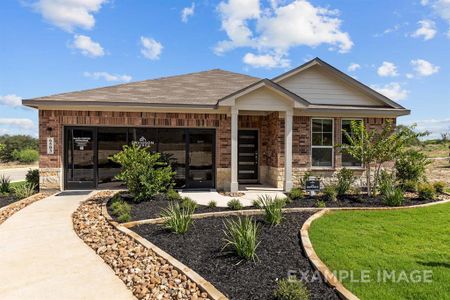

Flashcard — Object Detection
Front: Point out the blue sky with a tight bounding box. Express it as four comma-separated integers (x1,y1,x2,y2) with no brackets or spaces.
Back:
0,0,449,138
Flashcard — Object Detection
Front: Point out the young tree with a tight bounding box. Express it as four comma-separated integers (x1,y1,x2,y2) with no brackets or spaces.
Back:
340,120,420,197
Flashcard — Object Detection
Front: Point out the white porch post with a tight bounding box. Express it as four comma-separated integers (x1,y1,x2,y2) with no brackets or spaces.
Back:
284,109,293,192
230,107,239,192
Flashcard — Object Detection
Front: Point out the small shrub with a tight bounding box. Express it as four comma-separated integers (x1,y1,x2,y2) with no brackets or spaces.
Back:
180,197,197,212
0,175,11,194
336,168,354,196
227,198,243,210
395,149,430,185
258,195,284,225
323,184,337,202
207,200,217,208
400,179,418,193
288,187,304,200
274,278,310,300
25,169,39,190
418,183,436,200
160,202,194,234
12,182,36,199
12,148,39,163
111,144,175,202
222,217,260,261
377,170,396,196
252,198,262,208
382,186,404,207
166,189,181,202
315,200,326,208
433,181,446,194
110,197,131,223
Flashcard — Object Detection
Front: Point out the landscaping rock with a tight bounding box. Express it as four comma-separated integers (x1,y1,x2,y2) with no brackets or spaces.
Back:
73,191,208,300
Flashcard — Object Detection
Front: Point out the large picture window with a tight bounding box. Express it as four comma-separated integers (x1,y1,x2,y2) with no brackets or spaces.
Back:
311,118,333,167
341,119,363,167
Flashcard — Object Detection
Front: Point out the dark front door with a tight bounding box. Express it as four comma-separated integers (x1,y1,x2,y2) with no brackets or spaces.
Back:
65,127,96,189
186,129,215,189
238,130,258,183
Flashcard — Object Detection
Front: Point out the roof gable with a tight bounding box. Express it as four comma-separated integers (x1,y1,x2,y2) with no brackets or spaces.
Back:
273,58,405,109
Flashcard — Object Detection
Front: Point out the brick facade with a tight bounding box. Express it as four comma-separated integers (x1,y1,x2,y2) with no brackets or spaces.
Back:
38,109,395,191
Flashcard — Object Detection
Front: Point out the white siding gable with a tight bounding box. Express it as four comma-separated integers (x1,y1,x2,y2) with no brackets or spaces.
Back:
235,87,293,111
278,65,386,107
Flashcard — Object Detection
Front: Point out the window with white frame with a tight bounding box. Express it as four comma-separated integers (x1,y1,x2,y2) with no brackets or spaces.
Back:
311,118,333,167
341,119,363,167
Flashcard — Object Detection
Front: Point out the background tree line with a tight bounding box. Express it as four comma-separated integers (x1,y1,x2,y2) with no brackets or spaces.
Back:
0,135,39,163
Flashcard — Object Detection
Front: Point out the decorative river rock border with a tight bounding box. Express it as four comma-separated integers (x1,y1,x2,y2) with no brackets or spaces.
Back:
73,191,225,300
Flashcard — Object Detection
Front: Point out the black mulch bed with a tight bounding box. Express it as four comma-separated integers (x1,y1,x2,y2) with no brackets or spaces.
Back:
0,194,20,209
108,192,439,223
132,212,339,300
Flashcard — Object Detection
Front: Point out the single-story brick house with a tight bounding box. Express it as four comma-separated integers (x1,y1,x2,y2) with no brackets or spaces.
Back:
23,57,409,192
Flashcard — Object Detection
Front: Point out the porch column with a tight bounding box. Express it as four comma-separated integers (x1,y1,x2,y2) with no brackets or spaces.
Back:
284,109,293,192
230,107,239,192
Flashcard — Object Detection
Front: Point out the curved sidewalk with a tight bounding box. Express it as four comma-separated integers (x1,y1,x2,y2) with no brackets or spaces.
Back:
0,192,134,300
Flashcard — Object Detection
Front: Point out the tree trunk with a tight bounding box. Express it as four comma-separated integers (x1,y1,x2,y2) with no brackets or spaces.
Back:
366,165,372,197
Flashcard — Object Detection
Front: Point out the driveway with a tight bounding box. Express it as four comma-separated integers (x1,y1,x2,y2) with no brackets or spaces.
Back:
0,192,134,300
0,167,32,182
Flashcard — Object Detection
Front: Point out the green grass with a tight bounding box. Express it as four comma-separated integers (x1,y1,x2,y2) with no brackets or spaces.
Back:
309,203,450,300
10,181,26,189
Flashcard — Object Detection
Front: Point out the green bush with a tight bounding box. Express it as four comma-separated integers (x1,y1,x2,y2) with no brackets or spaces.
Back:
12,182,36,199
25,169,39,190
180,197,197,212
315,200,326,208
110,197,131,223
274,278,310,300
418,183,436,200
207,200,217,208
433,181,446,194
400,179,418,192
395,150,430,186
160,202,194,234
258,195,284,225
0,175,10,194
111,144,175,202
377,170,396,196
288,187,304,200
12,148,39,163
252,198,262,208
166,189,181,202
227,198,243,210
0,135,38,162
222,217,260,261
323,184,337,202
336,168,354,196
382,186,404,207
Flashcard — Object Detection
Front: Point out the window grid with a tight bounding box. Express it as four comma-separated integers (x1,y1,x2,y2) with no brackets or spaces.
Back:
311,118,334,168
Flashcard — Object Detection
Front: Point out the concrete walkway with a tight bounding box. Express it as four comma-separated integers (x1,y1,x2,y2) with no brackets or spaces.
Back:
0,192,135,300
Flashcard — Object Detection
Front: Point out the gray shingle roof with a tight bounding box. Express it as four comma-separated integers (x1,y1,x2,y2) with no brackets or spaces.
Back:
25,69,260,107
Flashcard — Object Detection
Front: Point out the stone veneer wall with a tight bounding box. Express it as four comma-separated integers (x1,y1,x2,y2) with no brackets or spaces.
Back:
39,110,231,190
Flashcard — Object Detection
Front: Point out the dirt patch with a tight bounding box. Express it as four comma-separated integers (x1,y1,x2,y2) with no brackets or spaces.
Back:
133,213,339,300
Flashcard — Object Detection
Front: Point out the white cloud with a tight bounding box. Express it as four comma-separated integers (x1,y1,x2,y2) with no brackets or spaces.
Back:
31,0,108,32
377,61,399,77
72,35,105,57
421,0,450,34
412,19,437,40
406,73,414,79
371,82,408,101
411,59,439,76
348,63,360,72
0,94,22,108
243,52,290,68
140,36,163,60
0,118,35,130
83,72,132,82
215,0,353,68
401,118,450,139
181,3,195,23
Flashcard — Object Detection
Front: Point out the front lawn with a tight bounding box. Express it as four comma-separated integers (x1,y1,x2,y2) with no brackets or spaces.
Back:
309,202,450,300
